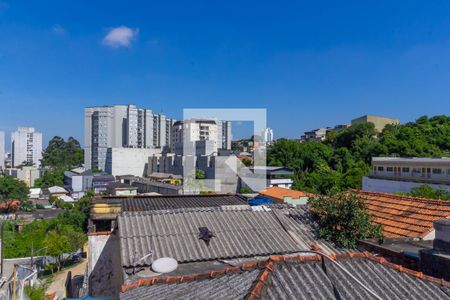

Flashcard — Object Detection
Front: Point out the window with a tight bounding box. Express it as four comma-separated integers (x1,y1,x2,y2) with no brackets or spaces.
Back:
377,166,384,171
432,168,442,174
386,167,394,172
412,168,421,173
402,167,410,173
447,169,450,175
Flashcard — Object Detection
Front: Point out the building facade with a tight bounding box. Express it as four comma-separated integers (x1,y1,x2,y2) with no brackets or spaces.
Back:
300,127,330,142
363,157,450,193
351,114,399,132
11,127,43,167
262,128,274,145
105,147,160,177
84,105,168,171
5,166,42,187
172,119,232,155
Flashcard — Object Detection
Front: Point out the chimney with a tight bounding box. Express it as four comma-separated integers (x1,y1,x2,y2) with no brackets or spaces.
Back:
419,218,450,281
433,218,450,253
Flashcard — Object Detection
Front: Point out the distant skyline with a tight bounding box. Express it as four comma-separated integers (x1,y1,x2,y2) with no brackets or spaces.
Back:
1,1,450,148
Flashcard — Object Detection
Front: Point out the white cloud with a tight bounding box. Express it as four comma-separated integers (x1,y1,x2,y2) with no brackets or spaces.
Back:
103,26,139,48
52,24,67,35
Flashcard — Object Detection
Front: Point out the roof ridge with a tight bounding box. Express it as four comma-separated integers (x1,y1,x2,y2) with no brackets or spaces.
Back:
120,252,450,296
356,190,450,205
120,261,265,293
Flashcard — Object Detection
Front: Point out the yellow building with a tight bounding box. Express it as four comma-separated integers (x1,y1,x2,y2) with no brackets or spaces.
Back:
351,114,399,132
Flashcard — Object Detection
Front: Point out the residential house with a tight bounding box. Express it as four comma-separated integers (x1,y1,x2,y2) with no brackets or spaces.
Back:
363,157,450,193
258,186,311,205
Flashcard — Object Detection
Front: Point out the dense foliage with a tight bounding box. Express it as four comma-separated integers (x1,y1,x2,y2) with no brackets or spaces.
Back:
34,168,65,188
0,175,29,201
268,115,450,194
40,136,84,169
309,192,383,248
401,184,450,200
3,194,91,259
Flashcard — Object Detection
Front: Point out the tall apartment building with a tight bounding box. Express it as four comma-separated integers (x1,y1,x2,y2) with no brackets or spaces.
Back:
262,128,274,145
218,121,232,150
172,119,232,155
11,127,43,167
0,131,5,169
85,105,176,171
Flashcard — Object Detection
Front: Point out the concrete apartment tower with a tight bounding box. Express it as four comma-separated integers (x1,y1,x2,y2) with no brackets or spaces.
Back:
262,128,274,144
11,127,43,167
85,105,178,172
0,131,5,169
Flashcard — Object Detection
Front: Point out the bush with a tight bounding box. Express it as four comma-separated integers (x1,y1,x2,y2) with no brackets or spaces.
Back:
309,192,383,248
24,284,46,300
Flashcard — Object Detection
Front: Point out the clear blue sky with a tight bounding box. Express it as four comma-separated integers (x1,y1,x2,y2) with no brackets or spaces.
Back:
1,0,450,147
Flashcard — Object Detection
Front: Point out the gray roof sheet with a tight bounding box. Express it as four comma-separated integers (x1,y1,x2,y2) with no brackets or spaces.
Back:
118,209,302,267
120,257,450,300
119,194,248,211
121,268,260,300
263,259,450,300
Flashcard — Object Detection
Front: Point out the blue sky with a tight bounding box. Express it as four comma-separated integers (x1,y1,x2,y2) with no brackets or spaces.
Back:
1,1,450,147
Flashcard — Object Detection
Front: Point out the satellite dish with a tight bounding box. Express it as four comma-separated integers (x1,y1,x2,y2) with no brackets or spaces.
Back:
152,257,178,273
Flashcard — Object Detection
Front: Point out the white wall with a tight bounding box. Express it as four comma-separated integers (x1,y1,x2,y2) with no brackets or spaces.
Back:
362,176,450,194
106,147,160,177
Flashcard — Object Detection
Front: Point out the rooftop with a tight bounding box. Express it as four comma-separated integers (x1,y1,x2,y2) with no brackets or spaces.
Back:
372,157,450,165
120,253,450,300
358,191,450,239
92,194,249,212
259,186,310,200
117,208,301,267
116,205,356,269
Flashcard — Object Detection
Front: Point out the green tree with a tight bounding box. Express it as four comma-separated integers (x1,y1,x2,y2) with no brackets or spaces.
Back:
402,185,450,200
309,192,383,248
0,175,29,202
34,168,64,188
40,136,84,169
44,230,72,271
195,169,206,179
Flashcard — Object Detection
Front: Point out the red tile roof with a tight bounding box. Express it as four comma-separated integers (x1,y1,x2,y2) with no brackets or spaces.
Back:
357,191,450,239
259,186,310,201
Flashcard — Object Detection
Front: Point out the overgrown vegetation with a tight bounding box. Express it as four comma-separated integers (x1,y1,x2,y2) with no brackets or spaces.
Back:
400,184,450,200
3,194,90,260
34,136,84,188
309,192,383,248
40,136,84,169
268,115,450,194
24,285,46,300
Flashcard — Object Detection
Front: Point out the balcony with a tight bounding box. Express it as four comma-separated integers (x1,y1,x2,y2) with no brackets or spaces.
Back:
368,170,450,185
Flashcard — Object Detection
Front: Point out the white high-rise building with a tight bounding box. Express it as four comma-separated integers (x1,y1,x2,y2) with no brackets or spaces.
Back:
11,127,43,167
172,119,232,155
262,128,274,144
84,105,176,171
0,131,5,169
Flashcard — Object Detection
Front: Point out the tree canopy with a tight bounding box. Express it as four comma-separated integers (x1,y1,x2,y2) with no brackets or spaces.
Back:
267,115,450,194
309,192,383,248
0,175,29,202
40,136,84,169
